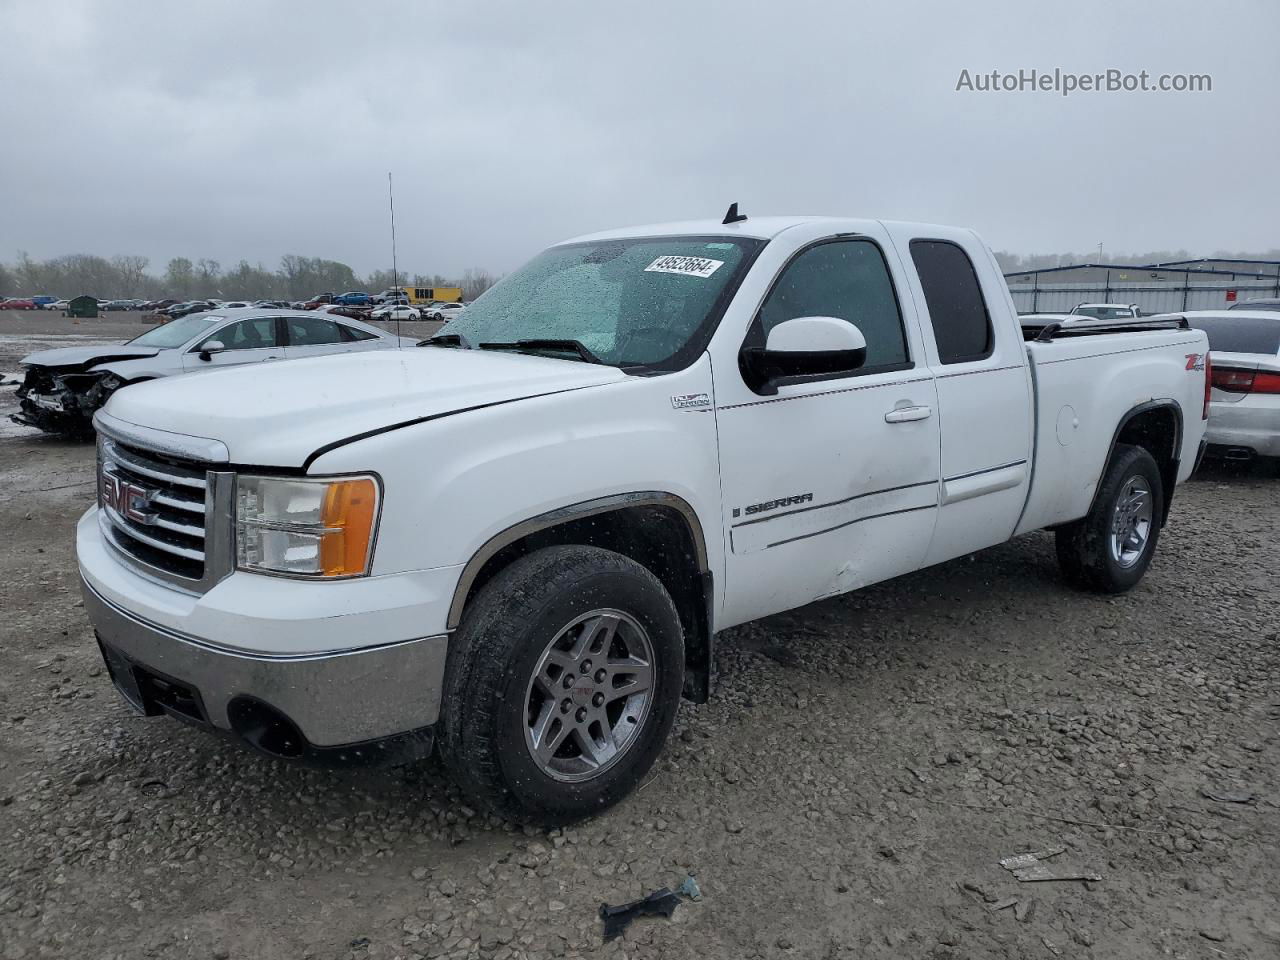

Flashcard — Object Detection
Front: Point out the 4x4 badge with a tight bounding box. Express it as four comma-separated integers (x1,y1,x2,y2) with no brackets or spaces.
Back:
670,393,711,410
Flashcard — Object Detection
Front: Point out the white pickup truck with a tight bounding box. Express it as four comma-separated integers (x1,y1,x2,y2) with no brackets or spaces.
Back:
77,213,1210,822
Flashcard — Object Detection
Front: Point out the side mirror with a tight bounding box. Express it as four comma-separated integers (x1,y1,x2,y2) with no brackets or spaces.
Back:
741,316,867,394
198,340,226,361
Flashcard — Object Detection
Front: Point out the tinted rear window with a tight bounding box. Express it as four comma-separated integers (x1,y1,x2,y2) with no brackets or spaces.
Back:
1188,315,1280,354
910,239,993,364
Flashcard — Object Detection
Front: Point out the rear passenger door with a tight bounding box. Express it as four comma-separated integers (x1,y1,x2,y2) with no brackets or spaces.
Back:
894,233,1034,566
283,316,383,359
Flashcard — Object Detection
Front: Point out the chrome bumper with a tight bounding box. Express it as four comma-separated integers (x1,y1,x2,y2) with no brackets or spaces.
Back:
82,575,447,760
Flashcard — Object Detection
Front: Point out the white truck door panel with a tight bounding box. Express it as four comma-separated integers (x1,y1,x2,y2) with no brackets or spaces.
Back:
711,230,941,628
890,232,1034,566
716,372,940,580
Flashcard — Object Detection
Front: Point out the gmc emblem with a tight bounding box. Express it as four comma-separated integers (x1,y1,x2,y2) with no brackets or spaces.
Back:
100,471,158,524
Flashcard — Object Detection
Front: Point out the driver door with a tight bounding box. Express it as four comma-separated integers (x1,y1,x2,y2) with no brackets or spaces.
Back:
182,316,284,371
713,233,941,627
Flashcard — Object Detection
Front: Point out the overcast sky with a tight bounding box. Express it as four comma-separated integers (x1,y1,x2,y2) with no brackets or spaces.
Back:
1,0,1276,276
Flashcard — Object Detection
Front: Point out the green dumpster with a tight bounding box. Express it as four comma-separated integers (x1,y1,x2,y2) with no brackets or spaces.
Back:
68,295,98,319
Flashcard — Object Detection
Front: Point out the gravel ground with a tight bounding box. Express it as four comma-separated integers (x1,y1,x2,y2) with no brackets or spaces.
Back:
1,315,1278,959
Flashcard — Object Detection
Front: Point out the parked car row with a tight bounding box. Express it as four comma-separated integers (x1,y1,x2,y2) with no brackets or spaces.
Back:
3,293,469,319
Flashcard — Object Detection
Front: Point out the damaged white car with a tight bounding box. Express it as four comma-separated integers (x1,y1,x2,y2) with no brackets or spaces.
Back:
13,309,410,438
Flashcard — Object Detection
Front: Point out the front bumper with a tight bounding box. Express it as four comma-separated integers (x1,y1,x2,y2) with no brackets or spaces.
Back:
83,576,446,764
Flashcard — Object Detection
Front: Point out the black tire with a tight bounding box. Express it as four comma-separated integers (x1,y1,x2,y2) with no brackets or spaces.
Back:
438,545,684,824
1055,443,1165,593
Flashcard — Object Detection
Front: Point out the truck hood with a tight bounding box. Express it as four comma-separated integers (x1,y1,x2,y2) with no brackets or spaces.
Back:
22,344,159,371
103,347,630,467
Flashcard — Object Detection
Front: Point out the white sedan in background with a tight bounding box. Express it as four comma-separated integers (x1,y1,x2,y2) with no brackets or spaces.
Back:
370,302,422,321
1185,311,1280,470
12,308,415,437
427,301,466,322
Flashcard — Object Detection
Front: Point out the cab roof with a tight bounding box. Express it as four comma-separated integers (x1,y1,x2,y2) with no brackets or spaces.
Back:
559,216,978,245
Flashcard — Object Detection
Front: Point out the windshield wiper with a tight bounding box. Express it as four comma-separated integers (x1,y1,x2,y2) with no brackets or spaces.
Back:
418,332,473,349
478,338,603,364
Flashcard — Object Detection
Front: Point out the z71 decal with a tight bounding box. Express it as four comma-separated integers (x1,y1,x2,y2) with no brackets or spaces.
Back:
732,493,814,519
1185,353,1206,371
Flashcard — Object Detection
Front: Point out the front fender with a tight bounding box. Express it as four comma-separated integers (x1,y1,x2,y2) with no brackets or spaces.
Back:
307,357,725,599
92,358,171,381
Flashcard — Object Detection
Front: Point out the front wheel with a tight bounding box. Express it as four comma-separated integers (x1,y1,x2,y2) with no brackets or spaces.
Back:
438,545,684,824
1055,443,1165,593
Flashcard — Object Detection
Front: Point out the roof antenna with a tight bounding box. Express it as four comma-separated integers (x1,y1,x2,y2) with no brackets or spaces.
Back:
388,171,401,348
722,202,747,225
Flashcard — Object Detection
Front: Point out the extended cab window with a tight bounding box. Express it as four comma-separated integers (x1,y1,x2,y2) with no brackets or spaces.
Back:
287,316,344,346
753,238,908,372
199,317,280,351
910,239,993,364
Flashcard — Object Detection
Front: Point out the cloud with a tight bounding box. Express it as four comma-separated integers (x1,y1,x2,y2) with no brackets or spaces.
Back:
1,0,1276,276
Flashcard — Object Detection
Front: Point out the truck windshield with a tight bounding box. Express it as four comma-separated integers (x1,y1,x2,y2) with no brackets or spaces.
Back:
126,313,223,349
439,235,763,369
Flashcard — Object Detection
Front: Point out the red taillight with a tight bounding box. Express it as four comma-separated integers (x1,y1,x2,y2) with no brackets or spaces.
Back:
1210,366,1280,395
1212,367,1256,393
1203,351,1212,419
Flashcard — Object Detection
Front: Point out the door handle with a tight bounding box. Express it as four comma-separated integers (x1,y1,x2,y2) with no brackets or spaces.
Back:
885,405,932,424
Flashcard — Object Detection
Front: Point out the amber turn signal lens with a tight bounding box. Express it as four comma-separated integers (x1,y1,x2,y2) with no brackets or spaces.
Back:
318,477,379,576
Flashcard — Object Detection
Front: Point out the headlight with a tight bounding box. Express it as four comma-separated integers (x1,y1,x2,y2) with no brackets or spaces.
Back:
235,475,380,578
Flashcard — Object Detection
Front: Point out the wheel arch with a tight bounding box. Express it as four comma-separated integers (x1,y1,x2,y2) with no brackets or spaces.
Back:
447,492,716,703
1106,399,1183,525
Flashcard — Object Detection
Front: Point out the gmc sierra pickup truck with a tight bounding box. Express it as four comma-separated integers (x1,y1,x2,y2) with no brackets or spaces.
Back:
77,213,1210,822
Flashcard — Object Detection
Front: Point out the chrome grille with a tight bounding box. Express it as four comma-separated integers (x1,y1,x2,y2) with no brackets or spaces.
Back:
97,435,233,592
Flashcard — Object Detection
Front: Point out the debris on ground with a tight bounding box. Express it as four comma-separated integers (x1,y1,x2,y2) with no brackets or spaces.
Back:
1010,863,1102,882
999,845,1100,882
1014,899,1036,923
998,845,1066,871
1200,786,1255,804
989,896,1018,912
678,874,702,901
600,887,682,941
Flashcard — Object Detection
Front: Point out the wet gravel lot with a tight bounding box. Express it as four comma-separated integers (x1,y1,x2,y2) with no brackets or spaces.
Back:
1,313,1278,959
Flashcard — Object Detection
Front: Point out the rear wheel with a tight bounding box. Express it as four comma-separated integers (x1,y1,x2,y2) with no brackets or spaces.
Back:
1055,443,1164,593
438,545,684,824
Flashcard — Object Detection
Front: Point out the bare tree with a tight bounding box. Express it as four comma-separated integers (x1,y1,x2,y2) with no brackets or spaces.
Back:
459,267,499,300
111,255,150,296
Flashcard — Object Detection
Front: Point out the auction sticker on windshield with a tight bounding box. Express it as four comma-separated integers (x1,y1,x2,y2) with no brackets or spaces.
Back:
645,255,725,279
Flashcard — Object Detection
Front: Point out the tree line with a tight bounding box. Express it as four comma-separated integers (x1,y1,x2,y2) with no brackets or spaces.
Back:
6,248,1277,301
0,252,500,301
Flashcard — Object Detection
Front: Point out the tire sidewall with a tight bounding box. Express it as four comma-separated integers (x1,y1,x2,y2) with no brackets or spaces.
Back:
1093,447,1164,590
448,552,685,822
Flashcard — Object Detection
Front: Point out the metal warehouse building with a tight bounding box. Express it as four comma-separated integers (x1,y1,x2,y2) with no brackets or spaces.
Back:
1005,259,1280,314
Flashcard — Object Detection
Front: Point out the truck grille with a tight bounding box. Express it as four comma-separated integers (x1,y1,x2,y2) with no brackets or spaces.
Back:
97,437,230,589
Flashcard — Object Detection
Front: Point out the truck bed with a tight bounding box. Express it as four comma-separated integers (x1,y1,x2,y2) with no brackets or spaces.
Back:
1015,323,1208,536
